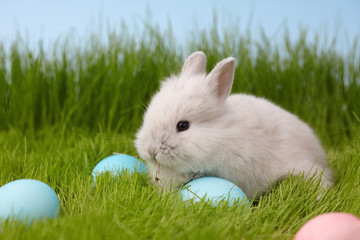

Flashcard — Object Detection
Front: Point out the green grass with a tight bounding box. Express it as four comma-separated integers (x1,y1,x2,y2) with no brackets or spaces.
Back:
1,23,359,145
1,21,360,239
0,130,360,239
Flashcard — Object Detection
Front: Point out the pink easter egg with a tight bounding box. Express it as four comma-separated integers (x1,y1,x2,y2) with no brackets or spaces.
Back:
294,212,360,240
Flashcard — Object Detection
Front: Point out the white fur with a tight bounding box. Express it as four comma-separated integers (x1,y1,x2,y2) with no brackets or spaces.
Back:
135,51,333,198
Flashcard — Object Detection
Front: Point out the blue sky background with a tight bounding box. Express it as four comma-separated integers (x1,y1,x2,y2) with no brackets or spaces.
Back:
0,0,359,55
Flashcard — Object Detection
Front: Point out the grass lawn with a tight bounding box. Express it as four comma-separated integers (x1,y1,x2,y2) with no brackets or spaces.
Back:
1,23,360,239
0,129,359,239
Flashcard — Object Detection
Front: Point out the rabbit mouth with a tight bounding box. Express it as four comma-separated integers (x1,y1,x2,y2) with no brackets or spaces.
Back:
154,151,175,166
152,143,177,164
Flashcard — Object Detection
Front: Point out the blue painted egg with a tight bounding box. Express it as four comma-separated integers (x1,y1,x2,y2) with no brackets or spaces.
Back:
0,179,60,222
92,154,146,179
179,177,249,207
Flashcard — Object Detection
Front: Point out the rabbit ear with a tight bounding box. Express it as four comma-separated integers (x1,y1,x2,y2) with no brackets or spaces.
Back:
181,51,207,76
205,57,236,101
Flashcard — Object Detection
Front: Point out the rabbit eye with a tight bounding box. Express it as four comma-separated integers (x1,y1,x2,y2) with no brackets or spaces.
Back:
177,121,190,132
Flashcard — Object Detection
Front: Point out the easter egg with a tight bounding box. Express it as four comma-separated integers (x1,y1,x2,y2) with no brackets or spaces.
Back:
179,177,249,207
92,154,146,179
0,179,60,222
294,212,360,240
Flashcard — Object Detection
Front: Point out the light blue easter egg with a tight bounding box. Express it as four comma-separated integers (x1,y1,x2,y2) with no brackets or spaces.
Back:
92,154,146,179
0,179,60,222
179,177,249,207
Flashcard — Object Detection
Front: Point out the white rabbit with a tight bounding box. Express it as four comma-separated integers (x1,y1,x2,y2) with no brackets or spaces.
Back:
135,51,333,198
